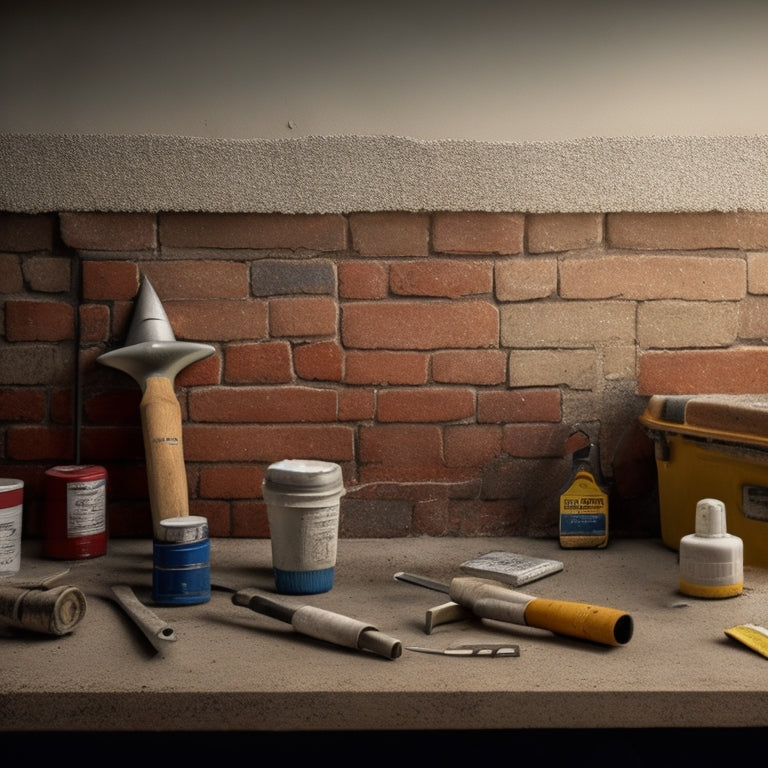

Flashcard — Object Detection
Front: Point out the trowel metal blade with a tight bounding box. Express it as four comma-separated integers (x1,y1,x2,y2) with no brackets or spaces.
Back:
97,275,215,387
125,276,177,345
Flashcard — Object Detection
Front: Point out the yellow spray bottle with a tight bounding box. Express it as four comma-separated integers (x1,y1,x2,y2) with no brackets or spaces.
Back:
559,440,609,549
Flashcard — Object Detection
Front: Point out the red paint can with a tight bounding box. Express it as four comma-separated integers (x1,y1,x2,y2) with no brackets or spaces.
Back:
43,465,108,559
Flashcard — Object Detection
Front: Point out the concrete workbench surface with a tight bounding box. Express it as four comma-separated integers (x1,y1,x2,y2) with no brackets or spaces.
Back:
2,536,768,745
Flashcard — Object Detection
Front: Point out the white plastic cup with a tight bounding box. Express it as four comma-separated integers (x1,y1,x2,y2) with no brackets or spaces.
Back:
0,479,24,575
263,459,345,595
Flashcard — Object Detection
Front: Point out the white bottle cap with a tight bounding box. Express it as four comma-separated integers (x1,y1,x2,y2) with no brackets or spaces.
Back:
695,498,727,537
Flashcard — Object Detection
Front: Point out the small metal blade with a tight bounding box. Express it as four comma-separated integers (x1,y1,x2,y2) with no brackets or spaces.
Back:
406,644,520,657
394,571,451,594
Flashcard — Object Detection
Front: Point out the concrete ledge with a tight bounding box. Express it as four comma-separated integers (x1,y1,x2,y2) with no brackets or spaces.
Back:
2,133,768,214
3,536,768,732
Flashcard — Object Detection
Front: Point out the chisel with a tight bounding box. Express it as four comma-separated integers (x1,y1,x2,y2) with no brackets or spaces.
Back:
395,572,633,646
220,584,402,660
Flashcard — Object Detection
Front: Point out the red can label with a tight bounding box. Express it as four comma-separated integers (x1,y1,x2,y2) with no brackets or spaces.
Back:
66,476,106,537
44,465,108,560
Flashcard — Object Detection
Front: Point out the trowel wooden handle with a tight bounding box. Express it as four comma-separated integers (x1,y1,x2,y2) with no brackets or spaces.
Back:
449,577,633,647
140,376,190,536
523,597,633,646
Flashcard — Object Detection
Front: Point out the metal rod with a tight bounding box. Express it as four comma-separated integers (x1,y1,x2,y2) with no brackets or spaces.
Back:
110,584,176,654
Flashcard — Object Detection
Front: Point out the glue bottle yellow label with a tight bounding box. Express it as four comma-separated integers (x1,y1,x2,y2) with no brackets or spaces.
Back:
559,443,608,549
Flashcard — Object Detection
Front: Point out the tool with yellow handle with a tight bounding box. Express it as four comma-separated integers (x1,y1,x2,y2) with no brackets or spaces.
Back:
98,276,215,537
395,572,633,646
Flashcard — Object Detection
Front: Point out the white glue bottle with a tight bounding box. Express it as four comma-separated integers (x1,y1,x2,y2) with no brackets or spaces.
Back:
679,498,743,598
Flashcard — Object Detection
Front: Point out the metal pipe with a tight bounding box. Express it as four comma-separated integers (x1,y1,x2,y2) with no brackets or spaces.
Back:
110,584,176,654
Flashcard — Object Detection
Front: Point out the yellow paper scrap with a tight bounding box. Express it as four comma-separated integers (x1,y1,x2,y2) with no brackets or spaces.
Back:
724,623,768,659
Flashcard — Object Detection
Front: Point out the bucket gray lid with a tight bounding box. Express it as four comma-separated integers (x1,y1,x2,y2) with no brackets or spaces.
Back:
264,459,344,495
0,479,24,492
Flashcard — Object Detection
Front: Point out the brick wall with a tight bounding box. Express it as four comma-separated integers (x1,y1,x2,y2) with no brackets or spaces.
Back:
4,209,768,541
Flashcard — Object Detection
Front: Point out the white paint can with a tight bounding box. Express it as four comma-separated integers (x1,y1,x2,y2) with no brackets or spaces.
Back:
0,479,23,574
263,459,345,595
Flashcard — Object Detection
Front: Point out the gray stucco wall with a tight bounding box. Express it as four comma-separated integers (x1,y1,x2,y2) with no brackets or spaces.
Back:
3,133,768,214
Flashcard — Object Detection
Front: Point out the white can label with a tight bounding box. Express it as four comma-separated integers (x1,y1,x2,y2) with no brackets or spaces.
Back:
0,504,22,573
67,478,107,537
269,504,339,571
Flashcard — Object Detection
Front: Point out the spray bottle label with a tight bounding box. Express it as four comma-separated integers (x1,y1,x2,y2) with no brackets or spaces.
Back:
559,471,608,548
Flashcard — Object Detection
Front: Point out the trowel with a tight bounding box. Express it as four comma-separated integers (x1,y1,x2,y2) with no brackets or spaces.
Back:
97,276,215,536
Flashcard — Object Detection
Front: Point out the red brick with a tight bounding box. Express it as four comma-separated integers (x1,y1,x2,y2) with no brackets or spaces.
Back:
412,498,453,536
141,261,249,299
50,387,73,424
176,352,220,387
225,342,292,383
107,501,153,538
81,260,140,300
481,457,564,506
449,498,525,536
339,498,413,537
110,299,135,339
0,389,46,421
432,350,506,385
377,388,475,422
160,213,347,250
199,464,264,499
269,297,337,337
24,256,71,293
231,500,270,537
79,304,111,344
338,262,389,299
433,212,524,254
293,341,343,381
79,425,144,460
0,213,56,251
390,259,492,297
6,425,74,460
344,351,428,385
638,347,768,394
359,424,443,466
342,300,498,349
0,254,23,293
338,389,375,421
166,299,268,341
101,464,148,501
184,424,354,462
350,212,429,256
477,389,561,423
188,386,336,422
5,300,75,341
527,213,602,253
0,344,67,386
83,389,142,427
607,212,768,250
345,478,477,502
188,500,231,536
444,425,502,467
502,423,572,457
60,212,157,250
